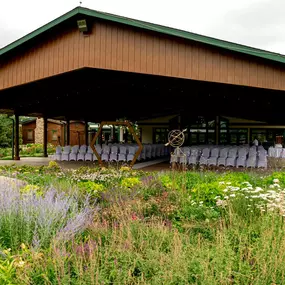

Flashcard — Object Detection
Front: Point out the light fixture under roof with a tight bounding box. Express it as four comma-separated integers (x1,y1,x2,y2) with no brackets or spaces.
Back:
77,19,88,32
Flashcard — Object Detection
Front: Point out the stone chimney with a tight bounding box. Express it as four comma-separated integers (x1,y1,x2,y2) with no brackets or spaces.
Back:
35,118,44,144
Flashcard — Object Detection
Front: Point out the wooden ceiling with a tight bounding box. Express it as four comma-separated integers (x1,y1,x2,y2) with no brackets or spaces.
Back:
0,67,284,124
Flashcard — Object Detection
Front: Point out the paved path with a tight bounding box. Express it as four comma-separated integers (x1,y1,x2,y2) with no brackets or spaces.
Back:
0,157,170,171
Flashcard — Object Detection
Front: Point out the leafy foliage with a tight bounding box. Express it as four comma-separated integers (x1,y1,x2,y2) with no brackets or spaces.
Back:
0,115,13,148
1,166,285,283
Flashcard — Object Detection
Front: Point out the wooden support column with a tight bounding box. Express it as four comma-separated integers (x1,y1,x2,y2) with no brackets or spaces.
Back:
66,119,70,145
14,114,20,160
43,117,48,157
85,120,89,146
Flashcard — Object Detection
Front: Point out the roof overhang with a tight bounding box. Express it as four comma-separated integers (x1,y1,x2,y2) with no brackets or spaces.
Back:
1,7,285,64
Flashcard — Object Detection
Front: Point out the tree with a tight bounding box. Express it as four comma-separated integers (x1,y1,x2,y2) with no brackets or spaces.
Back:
0,115,13,147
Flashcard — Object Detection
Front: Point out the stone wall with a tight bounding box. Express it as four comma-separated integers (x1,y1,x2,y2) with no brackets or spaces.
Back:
35,118,44,144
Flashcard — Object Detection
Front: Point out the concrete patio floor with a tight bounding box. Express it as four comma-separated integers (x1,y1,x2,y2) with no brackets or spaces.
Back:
0,157,170,171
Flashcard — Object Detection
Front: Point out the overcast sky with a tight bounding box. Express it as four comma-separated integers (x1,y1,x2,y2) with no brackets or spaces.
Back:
1,0,285,54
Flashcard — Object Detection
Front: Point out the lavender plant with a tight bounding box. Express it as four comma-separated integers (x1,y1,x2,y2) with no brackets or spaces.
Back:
0,181,94,250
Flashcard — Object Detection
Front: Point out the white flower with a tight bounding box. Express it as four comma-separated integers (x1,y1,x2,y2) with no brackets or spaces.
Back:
269,185,274,189
230,187,240,191
273,179,280,183
216,199,227,207
219,182,225,185
230,194,236,197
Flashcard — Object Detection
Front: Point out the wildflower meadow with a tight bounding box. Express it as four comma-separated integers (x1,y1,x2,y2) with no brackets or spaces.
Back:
1,162,285,284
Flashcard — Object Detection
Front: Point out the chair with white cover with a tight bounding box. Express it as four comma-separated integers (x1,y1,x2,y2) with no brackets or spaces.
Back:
199,148,210,166
164,146,170,156
217,147,229,167
151,144,157,158
84,146,94,161
274,147,283,158
109,145,119,162
93,145,102,161
208,147,220,166
170,147,180,164
268,146,275,157
226,147,238,167
145,145,152,159
101,145,111,162
246,147,257,168
188,148,200,165
160,144,165,156
118,145,127,162
69,145,79,161
281,148,285,159
180,147,190,164
257,154,267,168
236,147,249,168
54,146,62,161
127,145,136,162
155,145,161,157
137,145,146,161
257,145,267,157
61,145,71,161
77,145,87,161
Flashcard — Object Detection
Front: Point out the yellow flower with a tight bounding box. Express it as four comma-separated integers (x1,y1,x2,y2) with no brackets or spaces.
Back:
20,243,26,250
14,258,25,268
3,248,11,255
120,166,131,171
33,252,44,260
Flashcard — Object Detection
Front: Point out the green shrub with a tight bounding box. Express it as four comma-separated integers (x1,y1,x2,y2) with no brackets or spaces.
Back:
78,181,105,198
121,177,141,188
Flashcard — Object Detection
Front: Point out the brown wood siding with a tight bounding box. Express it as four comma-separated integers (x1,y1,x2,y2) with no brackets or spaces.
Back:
1,19,285,91
22,121,36,144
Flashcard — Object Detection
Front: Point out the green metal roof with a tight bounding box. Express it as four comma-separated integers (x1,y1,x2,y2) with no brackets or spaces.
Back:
1,6,285,64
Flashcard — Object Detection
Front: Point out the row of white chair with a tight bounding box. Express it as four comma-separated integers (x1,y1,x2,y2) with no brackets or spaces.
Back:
268,146,285,158
170,145,267,168
52,143,170,162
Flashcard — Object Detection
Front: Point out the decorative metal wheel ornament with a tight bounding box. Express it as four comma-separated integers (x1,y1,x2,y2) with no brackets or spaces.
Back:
166,129,188,170
166,129,186,147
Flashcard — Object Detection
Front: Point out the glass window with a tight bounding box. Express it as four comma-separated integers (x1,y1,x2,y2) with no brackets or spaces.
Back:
251,129,266,144
230,134,237,144
208,129,215,144
51,130,58,141
207,120,215,129
153,128,169,144
27,130,33,141
220,129,228,144
229,129,248,145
